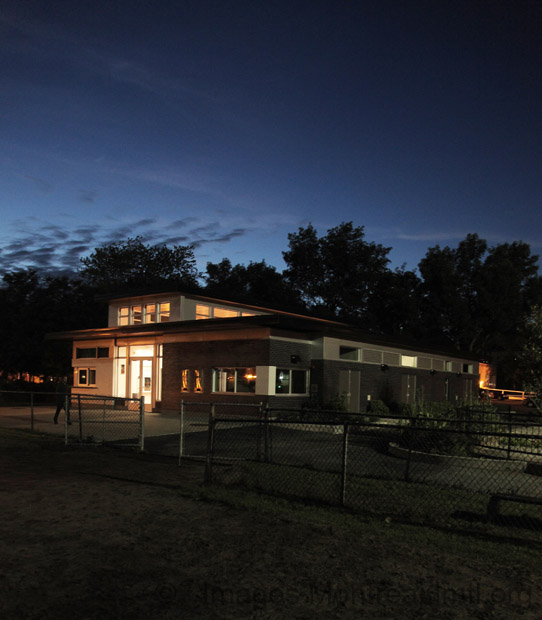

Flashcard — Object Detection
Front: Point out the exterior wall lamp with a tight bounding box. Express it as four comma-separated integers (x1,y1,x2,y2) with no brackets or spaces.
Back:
291,355,301,364
430,369,437,375
380,364,389,371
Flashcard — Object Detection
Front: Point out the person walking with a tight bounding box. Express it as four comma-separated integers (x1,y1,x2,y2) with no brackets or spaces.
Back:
53,376,71,425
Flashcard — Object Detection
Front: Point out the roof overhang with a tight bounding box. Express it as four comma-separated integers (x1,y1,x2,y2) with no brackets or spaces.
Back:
47,313,478,360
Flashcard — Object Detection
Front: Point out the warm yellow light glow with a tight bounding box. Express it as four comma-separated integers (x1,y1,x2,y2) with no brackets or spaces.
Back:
194,369,203,392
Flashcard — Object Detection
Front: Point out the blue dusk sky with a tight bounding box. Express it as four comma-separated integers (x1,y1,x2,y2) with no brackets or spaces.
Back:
1,0,541,278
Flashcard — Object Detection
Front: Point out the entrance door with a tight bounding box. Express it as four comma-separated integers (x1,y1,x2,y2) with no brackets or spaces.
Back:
130,359,153,410
338,370,361,412
401,374,417,404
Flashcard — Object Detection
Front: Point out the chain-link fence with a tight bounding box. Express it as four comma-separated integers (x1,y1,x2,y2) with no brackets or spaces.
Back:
65,394,144,449
205,406,542,540
178,401,264,463
0,389,59,431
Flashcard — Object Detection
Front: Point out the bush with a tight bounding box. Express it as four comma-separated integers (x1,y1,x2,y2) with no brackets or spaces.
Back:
367,399,390,417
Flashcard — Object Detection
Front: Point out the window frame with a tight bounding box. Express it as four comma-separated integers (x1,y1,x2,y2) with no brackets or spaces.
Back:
76,347,109,359
158,302,170,322
118,301,171,325
339,346,360,361
212,367,256,394
76,367,97,387
275,368,308,395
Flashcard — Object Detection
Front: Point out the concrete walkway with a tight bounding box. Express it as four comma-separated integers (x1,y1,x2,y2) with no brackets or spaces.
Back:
0,405,184,439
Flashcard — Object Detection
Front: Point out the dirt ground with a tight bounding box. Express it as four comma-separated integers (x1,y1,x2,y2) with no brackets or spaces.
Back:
1,429,542,620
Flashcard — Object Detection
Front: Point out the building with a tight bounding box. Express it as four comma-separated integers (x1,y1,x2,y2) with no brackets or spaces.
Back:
50,290,479,412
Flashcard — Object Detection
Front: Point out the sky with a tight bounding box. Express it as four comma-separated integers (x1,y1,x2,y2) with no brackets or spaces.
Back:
1,0,541,280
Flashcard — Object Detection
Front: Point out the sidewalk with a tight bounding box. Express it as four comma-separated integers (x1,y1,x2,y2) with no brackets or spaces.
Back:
0,405,214,459
0,406,185,438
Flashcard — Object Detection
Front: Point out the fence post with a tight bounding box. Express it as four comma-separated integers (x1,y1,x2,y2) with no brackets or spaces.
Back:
404,416,415,482
77,395,82,442
102,397,107,443
263,405,271,463
340,423,349,507
178,400,185,466
139,397,145,451
204,404,216,484
256,402,263,462
507,405,512,460
30,392,34,432
64,394,71,446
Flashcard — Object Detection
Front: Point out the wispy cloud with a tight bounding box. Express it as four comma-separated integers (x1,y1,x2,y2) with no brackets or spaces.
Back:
110,164,220,195
0,215,253,278
78,190,97,203
22,175,53,194
2,7,221,108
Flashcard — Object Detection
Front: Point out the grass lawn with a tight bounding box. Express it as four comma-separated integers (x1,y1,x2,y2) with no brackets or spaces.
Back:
1,427,542,619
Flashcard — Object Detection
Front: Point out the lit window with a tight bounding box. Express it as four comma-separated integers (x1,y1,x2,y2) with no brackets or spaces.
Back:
181,369,189,392
401,355,417,368
463,363,473,374
145,304,156,323
196,304,211,320
213,307,238,318
118,307,129,326
77,368,96,387
159,302,170,322
212,368,256,393
129,345,154,357
132,305,142,324
275,369,307,395
194,370,203,392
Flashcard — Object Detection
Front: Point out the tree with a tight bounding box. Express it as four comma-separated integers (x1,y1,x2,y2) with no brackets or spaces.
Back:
520,305,542,411
282,222,392,325
478,241,542,353
80,237,200,292
418,234,542,360
367,266,422,339
0,269,103,378
204,258,301,310
418,234,488,351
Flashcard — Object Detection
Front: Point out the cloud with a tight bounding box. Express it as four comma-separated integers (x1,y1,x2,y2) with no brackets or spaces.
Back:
192,228,247,247
110,164,218,195
0,215,254,278
23,175,53,194
78,190,97,203
41,225,71,241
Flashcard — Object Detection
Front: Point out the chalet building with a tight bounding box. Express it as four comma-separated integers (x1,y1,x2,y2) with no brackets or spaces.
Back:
50,291,479,412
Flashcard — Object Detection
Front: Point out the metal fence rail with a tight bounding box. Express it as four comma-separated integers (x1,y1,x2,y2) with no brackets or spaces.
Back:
178,401,264,463
205,406,542,540
65,394,144,449
0,389,59,431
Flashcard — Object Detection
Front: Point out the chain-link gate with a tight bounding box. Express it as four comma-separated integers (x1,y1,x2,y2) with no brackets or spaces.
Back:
64,394,144,450
179,401,264,463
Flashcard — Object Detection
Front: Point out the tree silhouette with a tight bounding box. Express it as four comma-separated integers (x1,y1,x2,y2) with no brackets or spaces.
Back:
80,236,200,293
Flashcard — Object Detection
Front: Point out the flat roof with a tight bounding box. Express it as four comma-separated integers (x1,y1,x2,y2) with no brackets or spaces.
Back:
47,312,478,361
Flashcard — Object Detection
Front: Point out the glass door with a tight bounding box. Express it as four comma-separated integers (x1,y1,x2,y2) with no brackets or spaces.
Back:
130,359,153,410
